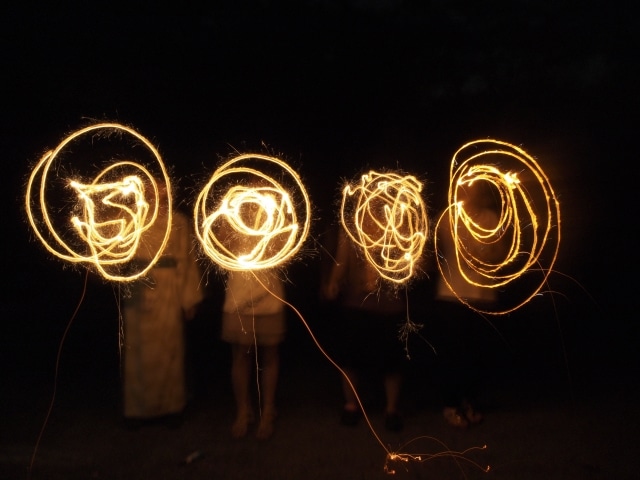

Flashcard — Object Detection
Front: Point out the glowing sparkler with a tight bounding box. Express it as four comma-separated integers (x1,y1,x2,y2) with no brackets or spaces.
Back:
341,170,428,284
25,123,172,281
435,139,561,314
194,153,311,271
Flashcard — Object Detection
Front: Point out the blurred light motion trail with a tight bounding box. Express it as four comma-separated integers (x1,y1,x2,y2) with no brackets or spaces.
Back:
25,123,172,282
194,153,311,271
435,139,561,314
341,170,429,284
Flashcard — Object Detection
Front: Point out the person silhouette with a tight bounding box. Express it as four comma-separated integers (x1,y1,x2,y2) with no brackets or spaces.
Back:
322,228,407,432
221,269,286,440
122,189,203,428
432,181,504,428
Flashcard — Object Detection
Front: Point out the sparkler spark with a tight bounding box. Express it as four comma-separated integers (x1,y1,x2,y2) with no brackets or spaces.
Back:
385,440,489,476
25,123,172,281
194,153,311,271
341,171,428,284
435,139,561,314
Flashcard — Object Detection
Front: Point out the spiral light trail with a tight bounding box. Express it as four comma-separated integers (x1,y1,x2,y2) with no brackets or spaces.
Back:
25,123,172,281
435,139,561,314
341,170,428,284
194,154,311,271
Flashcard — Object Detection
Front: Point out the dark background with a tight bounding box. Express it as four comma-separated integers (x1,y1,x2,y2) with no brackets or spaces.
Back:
1,1,637,479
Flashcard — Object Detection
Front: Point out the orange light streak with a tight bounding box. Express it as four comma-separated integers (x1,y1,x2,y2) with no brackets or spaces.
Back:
25,123,172,281
251,275,488,476
385,440,489,475
436,139,561,314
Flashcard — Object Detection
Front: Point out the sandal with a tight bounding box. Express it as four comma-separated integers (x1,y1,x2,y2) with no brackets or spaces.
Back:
462,401,484,425
443,407,469,429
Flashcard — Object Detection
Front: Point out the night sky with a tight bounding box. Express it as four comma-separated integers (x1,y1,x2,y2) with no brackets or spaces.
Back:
1,1,637,472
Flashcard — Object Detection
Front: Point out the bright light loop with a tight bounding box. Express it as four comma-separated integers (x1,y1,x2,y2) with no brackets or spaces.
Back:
25,123,172,281
435,139,561,314
194,154,310,271
341,170,428,284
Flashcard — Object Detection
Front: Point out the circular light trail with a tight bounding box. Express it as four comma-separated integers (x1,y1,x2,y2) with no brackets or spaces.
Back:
341,170,428,284
25,123,172,281
435,139,561,314
194,154,311,271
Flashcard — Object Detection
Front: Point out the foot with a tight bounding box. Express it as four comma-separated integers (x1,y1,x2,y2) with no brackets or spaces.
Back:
256,409,277,440
461,400,484,425
443,407,469,429
231,409,255,439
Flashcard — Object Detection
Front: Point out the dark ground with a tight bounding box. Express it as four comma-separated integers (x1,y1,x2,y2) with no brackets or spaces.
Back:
2,2,638,479
4,304,640,480
2,272,639,480
3,326,640,480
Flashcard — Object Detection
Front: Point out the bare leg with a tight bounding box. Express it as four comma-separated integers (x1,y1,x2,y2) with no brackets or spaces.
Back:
256,345,279,439
384,372,404,431
384,372,402,414
341,367,359,411
230,344,254,438
339,367,362,426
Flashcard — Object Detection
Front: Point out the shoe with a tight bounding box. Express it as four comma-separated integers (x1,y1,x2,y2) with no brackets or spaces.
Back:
443,407,468,429
256,409,277,440
340,407,361,427
461,401,484,425
384,412,404,432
